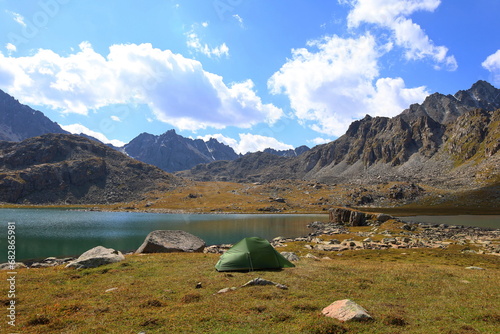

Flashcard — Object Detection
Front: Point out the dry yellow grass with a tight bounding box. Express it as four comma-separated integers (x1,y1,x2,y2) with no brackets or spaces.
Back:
1,248,499,334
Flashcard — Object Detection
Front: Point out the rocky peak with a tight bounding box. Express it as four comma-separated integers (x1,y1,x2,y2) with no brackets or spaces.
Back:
402,80,500,125
454,80,500,110
124,130,239,172
0,89,68,141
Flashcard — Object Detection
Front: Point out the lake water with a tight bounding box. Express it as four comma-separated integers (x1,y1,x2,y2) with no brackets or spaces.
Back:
0,209,327,261
402,215,500,230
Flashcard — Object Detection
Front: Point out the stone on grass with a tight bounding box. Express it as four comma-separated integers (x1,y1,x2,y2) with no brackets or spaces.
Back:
465,266,485,270
322,299,372,322
136,230,206,254
66,246,125,269
216,287,237,294
0,262,27,270
241,277,288,289
280,252,300,262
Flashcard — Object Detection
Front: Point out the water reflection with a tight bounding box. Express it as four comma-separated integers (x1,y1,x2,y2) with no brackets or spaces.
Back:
1,209,327,261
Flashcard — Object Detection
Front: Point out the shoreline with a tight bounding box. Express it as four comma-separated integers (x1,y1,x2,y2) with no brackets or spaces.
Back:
7,212,500,266
2,203,500,216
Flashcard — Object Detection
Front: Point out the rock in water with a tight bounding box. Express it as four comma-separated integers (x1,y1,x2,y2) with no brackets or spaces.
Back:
135,230,206,254
66,246,125,269
322,299,372,322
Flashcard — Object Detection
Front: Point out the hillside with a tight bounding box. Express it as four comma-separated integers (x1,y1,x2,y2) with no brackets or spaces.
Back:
179,81,500,190
0,133,180,204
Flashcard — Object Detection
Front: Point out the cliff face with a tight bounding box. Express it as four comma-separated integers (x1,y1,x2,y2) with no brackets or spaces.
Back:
445,109,500,163
0,89,68,141
0,134,180,204
124,130,239,173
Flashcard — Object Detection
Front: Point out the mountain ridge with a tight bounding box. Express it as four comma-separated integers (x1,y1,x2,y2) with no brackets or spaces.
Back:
179,80,500,190
0,133,180,204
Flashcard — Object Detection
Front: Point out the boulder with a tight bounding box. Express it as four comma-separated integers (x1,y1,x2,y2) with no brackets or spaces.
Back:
66,246,125,269
241,277,288,290
376,213,393,222
349,211,366,226
329,208,368,226
322,299,372,322
280,252,300,262
0,262,27,270
136,230,206,254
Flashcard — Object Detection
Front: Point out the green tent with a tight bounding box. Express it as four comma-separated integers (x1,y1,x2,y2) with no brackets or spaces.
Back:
215,237,295,272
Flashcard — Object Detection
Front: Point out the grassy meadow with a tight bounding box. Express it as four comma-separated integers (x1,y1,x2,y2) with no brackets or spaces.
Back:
1,245,499,333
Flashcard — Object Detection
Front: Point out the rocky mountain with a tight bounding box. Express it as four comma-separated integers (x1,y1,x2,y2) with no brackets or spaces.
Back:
123,130,240,173
179,80,500,189
0,133,180,204
401,80,500,124
263,145,310,157
0,89,68,141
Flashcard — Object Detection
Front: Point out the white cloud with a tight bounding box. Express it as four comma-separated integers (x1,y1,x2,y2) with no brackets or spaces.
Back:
344,0,457,70
233,14,244,28
308,137,332,146
268,34,429,136
198,133,238,150
482,50,500,86
186,29,229,58
198,133,294,154
5,43,16,54
61,123,126,147
7,11,27,27
0,42,282,131
111,115,121,122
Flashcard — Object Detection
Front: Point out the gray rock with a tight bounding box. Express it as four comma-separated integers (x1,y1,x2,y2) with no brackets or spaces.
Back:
30,263,53,268
241,278,276,287
280,252,300,262
322,299,372,322
217,287,237,294
66,246,125,269
465,266,485,270
0,262,27,270
241,277,288,290
135,230,206,254
376,213,393,222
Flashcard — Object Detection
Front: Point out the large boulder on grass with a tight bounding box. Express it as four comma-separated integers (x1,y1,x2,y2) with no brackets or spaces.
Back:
322,299,372,322
136,230,206,254
66,246,125,269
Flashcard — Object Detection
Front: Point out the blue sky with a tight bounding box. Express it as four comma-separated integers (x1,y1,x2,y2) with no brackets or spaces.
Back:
0,0,499,153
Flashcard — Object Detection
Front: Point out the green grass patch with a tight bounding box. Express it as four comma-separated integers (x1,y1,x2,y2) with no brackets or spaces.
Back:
1,248,499,333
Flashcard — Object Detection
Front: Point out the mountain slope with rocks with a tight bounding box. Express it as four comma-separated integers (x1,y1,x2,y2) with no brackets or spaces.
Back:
0,133,180,204
179,81,500,191
0,89,69,141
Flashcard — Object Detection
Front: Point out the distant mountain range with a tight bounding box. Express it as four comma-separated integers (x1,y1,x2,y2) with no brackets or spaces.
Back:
1,80,499,205
0,90,309,173
179,80,500,189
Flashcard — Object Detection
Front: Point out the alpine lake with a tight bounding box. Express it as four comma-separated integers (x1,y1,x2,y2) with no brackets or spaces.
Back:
2,208,499,262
